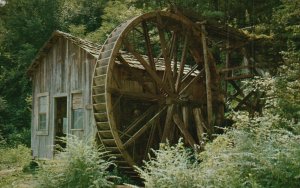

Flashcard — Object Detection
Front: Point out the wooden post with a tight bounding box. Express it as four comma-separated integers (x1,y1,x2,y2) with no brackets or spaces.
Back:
182,106,189,144
201,24,213,137
225,40,230,99
193,108,205,143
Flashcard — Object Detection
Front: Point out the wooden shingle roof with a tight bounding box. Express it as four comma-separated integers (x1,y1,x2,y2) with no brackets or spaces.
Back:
27,30,101,76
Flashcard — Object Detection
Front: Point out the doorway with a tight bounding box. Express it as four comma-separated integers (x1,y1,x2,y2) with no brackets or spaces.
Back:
54,97,67,149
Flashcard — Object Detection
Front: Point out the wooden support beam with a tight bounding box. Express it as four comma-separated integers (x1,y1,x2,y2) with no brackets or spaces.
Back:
181,64,199,83
144,122,157,160
179,69,203,95
123,106,166,148
107,87,162,101
234,90,255,111
224,74,254,81
193,108,206,143
220,65,254,73
142,21,156,71
182,106,189,144
173,113,196,146
228,80,244,97
225,40,230,98
121,105,156,139
161,104,175,142
172,32,179,79
201,24,213,137
175,34,188,93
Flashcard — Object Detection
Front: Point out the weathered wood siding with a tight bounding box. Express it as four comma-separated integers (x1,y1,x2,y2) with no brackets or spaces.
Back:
31,36,97,159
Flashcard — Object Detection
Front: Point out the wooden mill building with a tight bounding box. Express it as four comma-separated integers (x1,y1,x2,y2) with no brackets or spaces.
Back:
28,31,101,158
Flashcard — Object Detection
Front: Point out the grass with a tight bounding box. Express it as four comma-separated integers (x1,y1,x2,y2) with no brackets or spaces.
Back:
0,145,37,188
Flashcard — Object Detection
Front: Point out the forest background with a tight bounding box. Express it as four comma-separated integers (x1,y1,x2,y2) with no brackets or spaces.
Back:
0,0,299,187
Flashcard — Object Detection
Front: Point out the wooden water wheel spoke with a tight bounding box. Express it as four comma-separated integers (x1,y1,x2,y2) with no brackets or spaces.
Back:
121,105,157,138
116,53,154,94
124,40,172,96
181,64,199,83
173,113,196,146
156,17,175,92
172,32,179,78
123,106,166,148
179,68,204,95
144,122,157,160
193,108,206,142
175,34,188,92
93,11,224,176
142,21,156,71
182,106,189,129
161,104,175,142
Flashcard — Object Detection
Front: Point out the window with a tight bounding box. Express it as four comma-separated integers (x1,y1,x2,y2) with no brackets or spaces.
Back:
36,93,49,135
71,93,83,129
38,96,47,130
72,109,83,129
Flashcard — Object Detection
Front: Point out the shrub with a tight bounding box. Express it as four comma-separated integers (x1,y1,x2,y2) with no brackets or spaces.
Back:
198,111,300,187
0,145,31,170
136,111,300,188
37,135,117,188
135,139,202,188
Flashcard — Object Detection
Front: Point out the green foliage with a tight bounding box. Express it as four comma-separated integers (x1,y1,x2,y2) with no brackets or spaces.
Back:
0,145,31,170
136,110,300,187
0,0,61,145
200,111,300,187
37,135,117,188
276,44,300,122
272,0,300,49
86,0,142,43
135,139,201,188
58,0,107,33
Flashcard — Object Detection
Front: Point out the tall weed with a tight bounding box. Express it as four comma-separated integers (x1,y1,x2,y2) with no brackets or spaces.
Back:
0,145,31,170
37,135,117,188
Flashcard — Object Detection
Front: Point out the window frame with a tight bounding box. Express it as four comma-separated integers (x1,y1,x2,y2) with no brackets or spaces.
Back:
36,92,49,135
71,108,84,130
71,92,84,131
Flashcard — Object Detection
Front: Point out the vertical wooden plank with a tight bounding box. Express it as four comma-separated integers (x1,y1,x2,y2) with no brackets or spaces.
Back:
66,39,72,135
31,75,38,157
63,38,68,93
49,46,55,159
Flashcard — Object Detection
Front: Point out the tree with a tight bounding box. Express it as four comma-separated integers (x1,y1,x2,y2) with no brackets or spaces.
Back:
0,0,60,146
58,0,108,36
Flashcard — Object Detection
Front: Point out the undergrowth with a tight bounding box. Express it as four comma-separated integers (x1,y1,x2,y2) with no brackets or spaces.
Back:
0,145,31,170
37,135,118,188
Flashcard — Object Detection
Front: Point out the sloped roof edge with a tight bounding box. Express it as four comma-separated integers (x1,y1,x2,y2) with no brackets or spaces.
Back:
27,30,101,76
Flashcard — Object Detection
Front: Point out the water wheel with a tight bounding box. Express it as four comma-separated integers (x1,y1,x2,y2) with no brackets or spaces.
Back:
92,11,224,176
